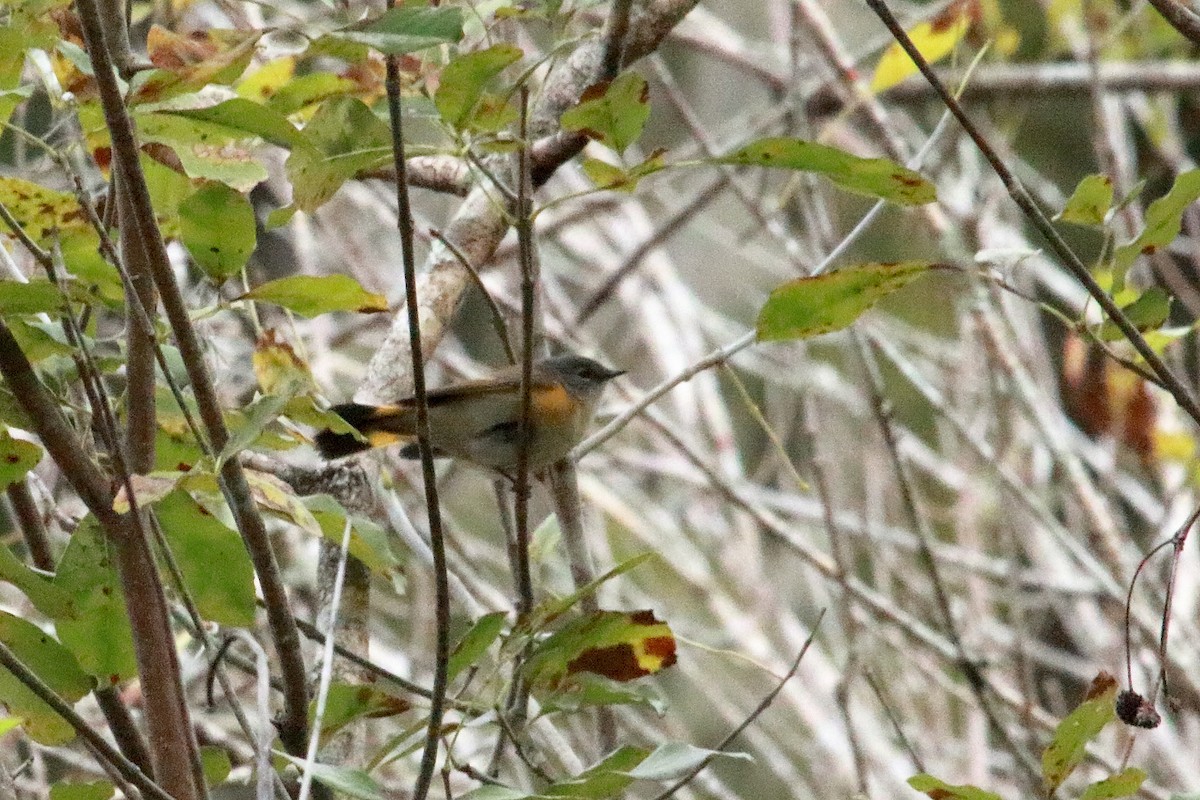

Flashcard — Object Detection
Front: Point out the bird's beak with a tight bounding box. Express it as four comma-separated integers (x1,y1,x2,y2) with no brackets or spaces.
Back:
601,366,626,380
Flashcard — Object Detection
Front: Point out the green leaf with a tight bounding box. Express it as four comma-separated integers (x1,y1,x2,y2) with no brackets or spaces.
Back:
0,427,42,488
137,112,268,191
1042,672,1119,794
49,781,115,800
712,138,937,205
161,98,306,148
0,85,33,129
435,44,523,130
1080,768,1147,800
908,774,1005,800
581,150,666,192
0,280,65,316
4,319,74,362
266,72,360,115
540,673,667,715
179,182,257,281
239,274,389,317
274,754,388,800
459,788,528,800
1057,174,1114,226
155,490,256,626
1098,287,1171,341
317,682,410,733
141,154,193,237
286,97,392,211
542,745,647,798
53,518,138,683
327,6,464,55
304,494,400,575
0,543,75,619
0,611,92,745
756,261,935,341
448,611,507,680
622,742,751,781
1115,169,1200,271
560,72,650,155
217,392,290,465
200,746,233,786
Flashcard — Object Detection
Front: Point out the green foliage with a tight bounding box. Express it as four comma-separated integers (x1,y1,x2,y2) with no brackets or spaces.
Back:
179,182,257,281
1114,169,1200,278
316,682,411,736
523,609,676,688
0,542,74,619
712,138,937,205
0,427,42,487
155,490,257,626
561,72,651,155
275,753,389,800
0,280,64,316
448,610,507,680
0,611,92,744
304,494,402,575
239,274,389,317
913,673,1138,800
909,774,1005,800
285,97,394,212
49,782,115,800
1057,174,1114,226
435,44,523,132
1098,287,1171,341
137,111,269,191
1043,673,1118,794
460,743,749,799
1079,769,1146,800
756,262,936,341
324,5,464,55
199,746,233,786
52,519,138,683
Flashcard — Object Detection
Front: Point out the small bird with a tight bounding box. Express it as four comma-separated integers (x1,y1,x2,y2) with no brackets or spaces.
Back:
315,354,624,470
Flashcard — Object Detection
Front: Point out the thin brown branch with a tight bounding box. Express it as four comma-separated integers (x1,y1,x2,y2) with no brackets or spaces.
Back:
1144,0,1200,45
6,480,53,571
651,611,826,800
73,0,311,757
384,34,450,800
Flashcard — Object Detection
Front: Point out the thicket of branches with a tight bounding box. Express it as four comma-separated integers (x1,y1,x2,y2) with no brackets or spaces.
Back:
1,0,1200,799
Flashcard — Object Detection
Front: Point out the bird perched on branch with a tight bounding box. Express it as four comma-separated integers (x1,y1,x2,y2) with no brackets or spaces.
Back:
315,354,623,470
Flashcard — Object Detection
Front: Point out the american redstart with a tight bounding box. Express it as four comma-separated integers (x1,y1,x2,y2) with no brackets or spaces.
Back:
315,354,624,469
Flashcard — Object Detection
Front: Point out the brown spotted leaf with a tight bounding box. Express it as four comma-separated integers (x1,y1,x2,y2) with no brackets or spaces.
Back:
1043,672,1119,794
712,138,936,205
525,610,676,688
908,774,1004,800
757,261,936,341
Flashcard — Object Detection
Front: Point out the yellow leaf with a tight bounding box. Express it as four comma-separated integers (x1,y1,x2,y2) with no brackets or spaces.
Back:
237,57,296,103
871,3,973,93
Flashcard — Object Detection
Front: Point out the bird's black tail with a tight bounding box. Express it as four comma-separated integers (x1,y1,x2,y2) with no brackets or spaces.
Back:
315,403,410,459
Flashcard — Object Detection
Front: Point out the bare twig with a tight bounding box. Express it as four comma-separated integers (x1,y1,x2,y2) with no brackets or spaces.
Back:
651,610,826,800
384,32,450,800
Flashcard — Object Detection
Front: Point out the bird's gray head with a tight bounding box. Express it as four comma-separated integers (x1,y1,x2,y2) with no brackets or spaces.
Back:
546,355,624,404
